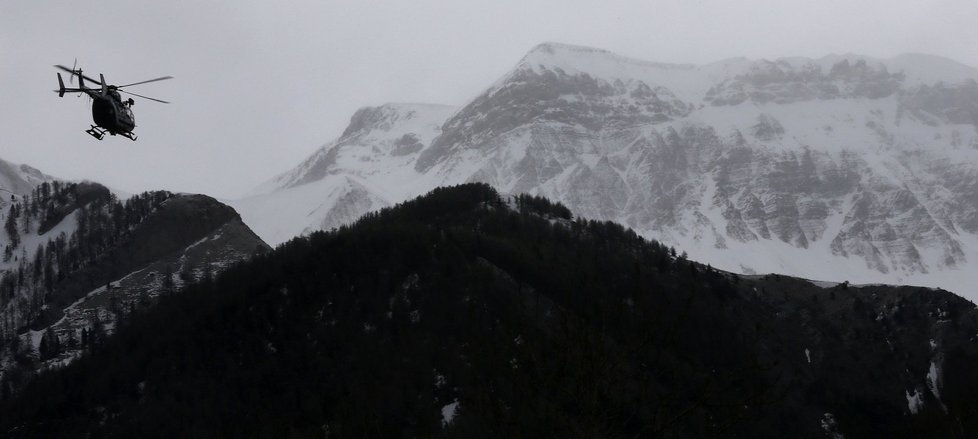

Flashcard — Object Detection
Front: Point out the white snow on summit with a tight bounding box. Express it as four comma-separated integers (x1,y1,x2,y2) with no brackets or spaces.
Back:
231,43,978,300
231,103,456,245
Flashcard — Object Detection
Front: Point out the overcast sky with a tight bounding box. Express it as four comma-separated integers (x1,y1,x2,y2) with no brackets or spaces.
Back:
2,0,977,198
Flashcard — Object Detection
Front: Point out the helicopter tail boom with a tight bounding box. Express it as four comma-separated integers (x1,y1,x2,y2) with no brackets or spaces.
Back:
53,72,88,97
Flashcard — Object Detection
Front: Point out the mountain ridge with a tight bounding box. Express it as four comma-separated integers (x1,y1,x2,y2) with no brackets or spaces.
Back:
5,183,978,437
0,160,269,396
234,42,978,299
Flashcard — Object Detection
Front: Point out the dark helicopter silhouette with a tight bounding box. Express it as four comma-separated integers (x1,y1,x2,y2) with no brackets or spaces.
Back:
54,63,172,141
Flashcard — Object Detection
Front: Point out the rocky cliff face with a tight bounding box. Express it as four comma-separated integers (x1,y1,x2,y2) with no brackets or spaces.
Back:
238,43,978,299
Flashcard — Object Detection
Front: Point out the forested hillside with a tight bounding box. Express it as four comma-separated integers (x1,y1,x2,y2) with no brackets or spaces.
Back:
2,184,977,438
0,181,268,400
1,181,171,338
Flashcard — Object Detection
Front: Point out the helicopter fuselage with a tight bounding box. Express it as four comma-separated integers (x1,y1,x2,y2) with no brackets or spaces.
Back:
91,92,135,134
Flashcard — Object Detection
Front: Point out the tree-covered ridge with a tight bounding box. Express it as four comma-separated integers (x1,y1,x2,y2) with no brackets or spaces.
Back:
0,184,273,403
1,183,976,438
1,183,172,337
0,183,172,401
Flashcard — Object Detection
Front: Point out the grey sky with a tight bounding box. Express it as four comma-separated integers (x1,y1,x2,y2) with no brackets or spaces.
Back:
2,0,977,198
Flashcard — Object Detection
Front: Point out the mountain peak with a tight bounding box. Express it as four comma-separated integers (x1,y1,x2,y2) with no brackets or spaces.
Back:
0,157,54,197
514,42,693,79
885,53,978,84
238,43,978,299
522,42,616,59
243,102,456,199
340,103,453,139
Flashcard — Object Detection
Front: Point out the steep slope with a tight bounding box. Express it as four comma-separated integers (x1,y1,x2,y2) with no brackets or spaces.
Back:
0,179,269,395
239,43,978,300
3,184,977,437
232,103,455,245
0,158,52,197
0,158,53,211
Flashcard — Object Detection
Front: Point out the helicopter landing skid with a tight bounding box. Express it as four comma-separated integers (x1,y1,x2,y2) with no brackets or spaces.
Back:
85,125,106,140
85,126,137,141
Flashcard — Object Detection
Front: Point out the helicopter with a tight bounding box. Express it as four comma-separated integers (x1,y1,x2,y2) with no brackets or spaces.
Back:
54,63,172,141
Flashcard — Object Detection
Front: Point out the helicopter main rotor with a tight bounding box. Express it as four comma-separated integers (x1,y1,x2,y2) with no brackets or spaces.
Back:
54,64,102,86
54,64,172,104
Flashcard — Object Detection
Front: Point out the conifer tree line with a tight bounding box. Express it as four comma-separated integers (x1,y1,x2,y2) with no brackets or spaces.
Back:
2,183,977,437
0,182,171,344
0,183,771,437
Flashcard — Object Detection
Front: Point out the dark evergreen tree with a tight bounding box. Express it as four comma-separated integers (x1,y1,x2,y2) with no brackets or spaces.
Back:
4,204,19,248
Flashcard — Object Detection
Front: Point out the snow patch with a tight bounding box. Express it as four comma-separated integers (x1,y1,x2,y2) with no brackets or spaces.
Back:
926,360,948,413
820,413,845,439
906,389,924,415
441,400,459,427
808,280,839,289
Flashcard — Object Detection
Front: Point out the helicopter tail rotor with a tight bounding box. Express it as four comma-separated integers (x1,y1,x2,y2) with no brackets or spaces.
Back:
54,64,101,87
69,58,77,85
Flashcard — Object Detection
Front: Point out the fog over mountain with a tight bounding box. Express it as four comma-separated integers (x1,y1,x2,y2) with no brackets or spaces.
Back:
233,43,978,300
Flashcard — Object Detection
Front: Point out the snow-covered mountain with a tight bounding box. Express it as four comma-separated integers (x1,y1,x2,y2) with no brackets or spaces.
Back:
0,158,53,199
234,103,456,245
233,42,978,300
